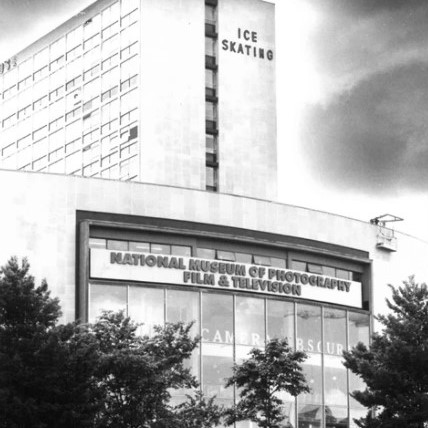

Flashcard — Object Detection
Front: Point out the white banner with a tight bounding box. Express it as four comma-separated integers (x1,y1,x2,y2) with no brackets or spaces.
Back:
90,249,363,308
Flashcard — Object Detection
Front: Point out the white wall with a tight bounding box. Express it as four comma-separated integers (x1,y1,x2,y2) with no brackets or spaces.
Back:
218,0,277,200
1,170,428,325
139,0,206,190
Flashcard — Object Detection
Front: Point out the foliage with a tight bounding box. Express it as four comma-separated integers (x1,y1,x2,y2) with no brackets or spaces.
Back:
0,257,222,428
154,390,225,428
224,338,309,428
343,277,428,428
0,257,101,428
92,312,200,428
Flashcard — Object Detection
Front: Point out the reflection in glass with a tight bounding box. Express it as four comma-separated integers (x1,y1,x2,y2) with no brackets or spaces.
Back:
202,352,233,400
267,300,294,346
348,312,370,348
89,283,126,322
349,370,366,409
235,252,252,263
236,421,263,428
167,290,200,387
167,289,199,336
89,237,106,248
128,286,164,336
202,293,233,344
299,353,322,405
324,308,346,356
350,408,368,428
275,390,296,423
291,260,306,272
151,243,170,254
336,269,351,280
107,239,128,250
129,241,150,252
235,296,264,346
326,406,348,428
270,257,286,269
197,248,215,259
298,404,322,428
296,304,321,352
217,250,236,261
323,266,335,277
171,245,191,257
324,355,347,406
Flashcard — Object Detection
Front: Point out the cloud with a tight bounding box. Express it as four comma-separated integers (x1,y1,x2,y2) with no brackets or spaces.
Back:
301,0,428,105
0,0,93,60
300,62,428,194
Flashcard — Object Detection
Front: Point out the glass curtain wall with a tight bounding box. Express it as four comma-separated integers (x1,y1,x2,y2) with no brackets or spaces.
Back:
89,284,370,428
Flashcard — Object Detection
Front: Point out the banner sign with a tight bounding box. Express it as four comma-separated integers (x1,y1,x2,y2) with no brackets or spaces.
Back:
90,249,363,308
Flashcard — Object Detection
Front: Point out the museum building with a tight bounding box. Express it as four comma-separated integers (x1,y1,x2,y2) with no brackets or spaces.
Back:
1,1,428,427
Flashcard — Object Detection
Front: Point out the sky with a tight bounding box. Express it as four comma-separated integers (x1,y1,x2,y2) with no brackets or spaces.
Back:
1,0,428,240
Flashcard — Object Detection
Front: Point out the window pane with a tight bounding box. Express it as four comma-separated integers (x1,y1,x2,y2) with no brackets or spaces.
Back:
235,252,252,264
151,243,171,255
324,355,347,406
129,241,150,252
299,353,322,405
291,260,306,272
206,166,217,187
202,349,233,400
171,245,191,257
128,286,164,336
336,269,351,280
270,257,286,269
217,250,235,261
323,266,336,277
89,283,126,322
167,289,199,335
235,296,265,346
89,238,106,248
267,300,294,345
308,263,322,274
205,69,215,88
349,370,365,409
326,406,348,428
202,293,232,344
348,312,370,348
107,239,128,250
197,248,215,259
296,304,321,352
167,289,200,382
253,255,271,266
205,38,216,56
324,308,346,356
298,404,322,428
350,408,367,428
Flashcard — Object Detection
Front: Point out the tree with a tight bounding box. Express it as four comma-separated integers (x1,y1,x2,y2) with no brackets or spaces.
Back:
91,311,219,428
224,338,309,428
155,390,224,428
0,257,223,427
343,277,428,428
0,257,101,428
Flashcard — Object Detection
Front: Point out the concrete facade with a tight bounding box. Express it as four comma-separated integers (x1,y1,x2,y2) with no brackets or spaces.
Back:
1,169,427,324
0,0,277,199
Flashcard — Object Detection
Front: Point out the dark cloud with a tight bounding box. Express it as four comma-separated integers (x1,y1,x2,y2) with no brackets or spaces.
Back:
298,0,428,104
305,0,427,17
0,0,92,60
300,62,428,194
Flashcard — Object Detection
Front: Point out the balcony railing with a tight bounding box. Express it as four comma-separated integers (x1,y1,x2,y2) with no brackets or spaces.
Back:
206,120,217,134
205,22,217,38
205,55,217,70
